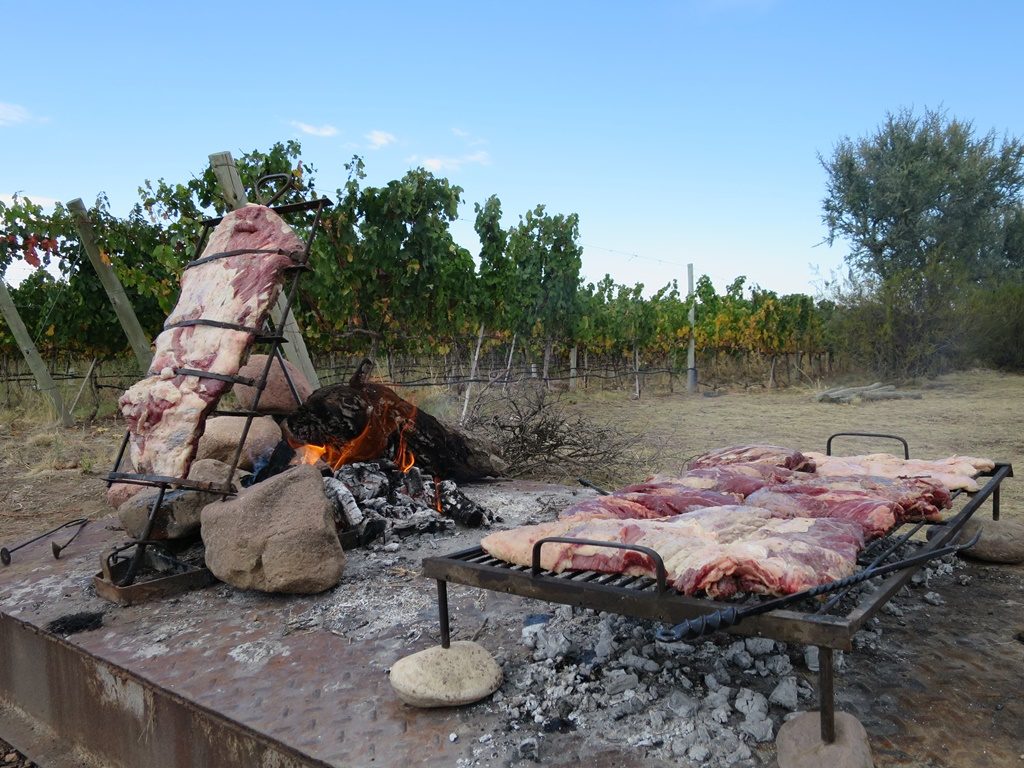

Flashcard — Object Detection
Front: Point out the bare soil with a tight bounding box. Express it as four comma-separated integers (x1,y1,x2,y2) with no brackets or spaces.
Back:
0,368,1022,767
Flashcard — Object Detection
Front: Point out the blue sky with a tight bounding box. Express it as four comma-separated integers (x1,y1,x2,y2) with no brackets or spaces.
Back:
3,1,1023,295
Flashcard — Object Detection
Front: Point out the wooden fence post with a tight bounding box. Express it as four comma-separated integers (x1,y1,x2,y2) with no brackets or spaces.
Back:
67,198,153,372
0,275,72,425
208,151,321,390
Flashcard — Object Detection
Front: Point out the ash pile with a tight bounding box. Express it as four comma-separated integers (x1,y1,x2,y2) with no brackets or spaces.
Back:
452,547,966,767
320,460,495,545
491,608,805,766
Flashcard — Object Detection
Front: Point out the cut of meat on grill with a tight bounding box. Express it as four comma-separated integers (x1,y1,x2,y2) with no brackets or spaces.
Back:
560,488,741,521
785,474,952,522
558,496,654,521
804,452,995,492
688,444,816,472
744,488,900,539
647,463,796,497
481,506,863,598
119,206,304,479
615,488,742,515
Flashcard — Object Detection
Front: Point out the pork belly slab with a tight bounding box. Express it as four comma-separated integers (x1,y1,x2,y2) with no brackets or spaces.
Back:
481,506,863,598
119,205,304,479
804,452,994,492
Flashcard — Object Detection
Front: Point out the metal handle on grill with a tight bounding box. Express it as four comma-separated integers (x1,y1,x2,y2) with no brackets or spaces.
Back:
531,537,668,593
826,432,909,459
655,530,981,642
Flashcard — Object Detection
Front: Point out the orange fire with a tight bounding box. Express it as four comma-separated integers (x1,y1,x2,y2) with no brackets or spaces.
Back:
292,400,418,473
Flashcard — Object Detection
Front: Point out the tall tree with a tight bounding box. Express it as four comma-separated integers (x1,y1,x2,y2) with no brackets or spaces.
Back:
821,107,1024,281
506,205,583,378
820,108,1024,376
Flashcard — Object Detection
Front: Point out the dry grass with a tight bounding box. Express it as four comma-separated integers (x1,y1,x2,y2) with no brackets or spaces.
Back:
1,369,1020,546
565,368,1024,520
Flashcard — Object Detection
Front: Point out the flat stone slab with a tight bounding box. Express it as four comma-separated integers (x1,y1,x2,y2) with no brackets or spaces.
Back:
776,711,873,768
389,641,502,708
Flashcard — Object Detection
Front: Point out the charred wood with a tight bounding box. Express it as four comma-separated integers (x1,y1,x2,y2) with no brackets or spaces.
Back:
284,361,507,482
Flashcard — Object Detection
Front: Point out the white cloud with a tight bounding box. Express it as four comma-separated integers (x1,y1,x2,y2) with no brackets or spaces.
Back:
452,127,487,146
0,102,32,127
366,130,396,149
411,150,491,173
290,120,338,137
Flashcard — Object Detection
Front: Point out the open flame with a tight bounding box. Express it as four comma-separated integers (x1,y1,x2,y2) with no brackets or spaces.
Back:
292,401,418,473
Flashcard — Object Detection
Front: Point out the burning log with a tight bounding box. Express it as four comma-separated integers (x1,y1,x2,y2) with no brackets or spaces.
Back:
283,360,507,482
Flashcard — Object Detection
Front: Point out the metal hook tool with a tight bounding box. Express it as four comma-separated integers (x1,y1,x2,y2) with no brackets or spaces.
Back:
1,518,89,565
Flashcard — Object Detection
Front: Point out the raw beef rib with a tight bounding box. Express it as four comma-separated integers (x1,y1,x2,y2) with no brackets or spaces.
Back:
689,444,816,472
560,488,741,521
482,506,863,598
119,205,304,479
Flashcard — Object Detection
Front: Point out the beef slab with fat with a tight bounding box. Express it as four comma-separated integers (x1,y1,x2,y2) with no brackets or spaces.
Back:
482,506,863,598
119,206,304,479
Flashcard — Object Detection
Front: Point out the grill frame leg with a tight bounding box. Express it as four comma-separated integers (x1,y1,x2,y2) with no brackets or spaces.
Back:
437,579,451,649
818,646,836,743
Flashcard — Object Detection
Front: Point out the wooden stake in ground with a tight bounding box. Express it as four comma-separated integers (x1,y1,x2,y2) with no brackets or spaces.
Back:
208,151,321,391
67,198,153,372
0,275,72,425
459,322,486,425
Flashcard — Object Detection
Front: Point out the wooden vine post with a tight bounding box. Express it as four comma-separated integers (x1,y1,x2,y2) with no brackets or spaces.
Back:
67,198,153,372
208,151,321,390
687,262,697,393
0,275,72,425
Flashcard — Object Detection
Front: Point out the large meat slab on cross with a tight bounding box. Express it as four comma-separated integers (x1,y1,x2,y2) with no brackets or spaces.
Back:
119,205,303,479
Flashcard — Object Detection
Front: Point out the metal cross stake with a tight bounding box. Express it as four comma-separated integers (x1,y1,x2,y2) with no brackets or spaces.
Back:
1,518,88,566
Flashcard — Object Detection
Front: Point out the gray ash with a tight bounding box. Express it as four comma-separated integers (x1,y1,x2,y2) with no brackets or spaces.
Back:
323,461,493,543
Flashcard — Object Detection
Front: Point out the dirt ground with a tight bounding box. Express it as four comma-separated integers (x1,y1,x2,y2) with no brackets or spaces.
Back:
3,368,1022,541
0,368,1022,767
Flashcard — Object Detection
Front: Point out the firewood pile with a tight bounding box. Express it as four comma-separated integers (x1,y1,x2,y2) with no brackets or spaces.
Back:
816,382,923,404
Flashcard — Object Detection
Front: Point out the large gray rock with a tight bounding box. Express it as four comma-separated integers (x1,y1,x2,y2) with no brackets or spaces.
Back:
776,711,873,768
958,517,1024,564
201,464,344,594
116,459,249,539
232,354,313,414
195,416,281,470
389,641,503,707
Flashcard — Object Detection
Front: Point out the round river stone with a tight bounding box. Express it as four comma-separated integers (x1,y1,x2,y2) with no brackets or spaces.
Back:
776,711,873,768
957,517,1024,564
389,641,503,708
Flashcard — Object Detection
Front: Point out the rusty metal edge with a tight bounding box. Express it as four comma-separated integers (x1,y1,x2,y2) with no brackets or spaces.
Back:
423,554,855,650
92,567,215,607
0,613,335,768
844,462,1012,634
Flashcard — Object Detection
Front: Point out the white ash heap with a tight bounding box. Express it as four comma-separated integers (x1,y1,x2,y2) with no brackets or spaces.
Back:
321,461,495,544
460,549,964,767
492,607,812,766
